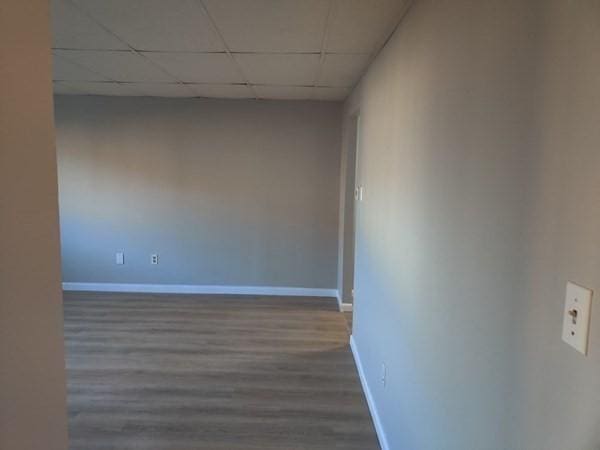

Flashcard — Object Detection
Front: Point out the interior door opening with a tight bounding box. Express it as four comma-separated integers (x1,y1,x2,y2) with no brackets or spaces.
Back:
341,113,360,332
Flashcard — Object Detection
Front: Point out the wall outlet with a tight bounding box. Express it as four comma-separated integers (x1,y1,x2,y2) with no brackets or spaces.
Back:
151,254,158,265
381,362,387,387
116,252,124,265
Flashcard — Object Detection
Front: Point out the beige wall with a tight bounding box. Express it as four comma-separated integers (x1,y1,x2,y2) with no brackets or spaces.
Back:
54,96,341,289
344,0,600,448
0,1,69,449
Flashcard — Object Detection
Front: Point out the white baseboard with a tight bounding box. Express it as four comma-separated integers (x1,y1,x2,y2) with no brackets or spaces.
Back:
62,282,337,298
350,335,389,450
339,302,353,312
336,291,354,312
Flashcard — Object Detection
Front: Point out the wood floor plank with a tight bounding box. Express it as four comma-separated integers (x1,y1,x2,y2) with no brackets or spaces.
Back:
63,292,380,450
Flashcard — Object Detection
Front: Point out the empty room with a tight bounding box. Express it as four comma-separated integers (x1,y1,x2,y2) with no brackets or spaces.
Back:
2,1,600,450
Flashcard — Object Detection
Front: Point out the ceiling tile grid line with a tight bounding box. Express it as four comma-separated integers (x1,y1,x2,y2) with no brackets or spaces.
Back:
51,0,413,100
201,0,328,53
54,80,143,96
319,0,336,60
234,53,321,87
199,0,338,100
52,51,111,82
313,0,336,90
63,0,197,93
143,52,245,84
196,0,259,99
54,48,375,57
52,0,128,50
54,81,350,101
53,48,374,57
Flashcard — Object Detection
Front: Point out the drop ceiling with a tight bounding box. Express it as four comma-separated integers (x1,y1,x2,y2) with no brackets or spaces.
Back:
52,0,409,101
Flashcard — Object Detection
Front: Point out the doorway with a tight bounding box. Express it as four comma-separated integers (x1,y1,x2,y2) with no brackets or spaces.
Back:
340,113,360,332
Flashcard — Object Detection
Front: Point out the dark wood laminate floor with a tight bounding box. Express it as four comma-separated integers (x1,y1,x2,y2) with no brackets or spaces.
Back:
63,292,380,450
344,311,353,333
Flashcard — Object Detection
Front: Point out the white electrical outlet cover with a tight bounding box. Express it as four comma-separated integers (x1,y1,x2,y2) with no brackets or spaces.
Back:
116,252,124,265
562,281,593,355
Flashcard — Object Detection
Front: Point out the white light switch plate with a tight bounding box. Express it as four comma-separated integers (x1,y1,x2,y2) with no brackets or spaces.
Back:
116,252,124,265
562,282,593,355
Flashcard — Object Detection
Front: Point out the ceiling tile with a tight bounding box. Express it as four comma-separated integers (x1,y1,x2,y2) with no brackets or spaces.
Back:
54,50,175,82
235,53,320,86
313,86,350,101
53,81,142,96
52,0,129,50
254,85,314,100
326,0,408,53
143,52,243,84
203,0,329,53
74,0,224,52
317,53,371,87
52,52,108,81
128,83,197,97
190,84,255,99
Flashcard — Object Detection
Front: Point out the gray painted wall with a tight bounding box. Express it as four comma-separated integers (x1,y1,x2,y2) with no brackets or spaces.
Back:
512,1,600,448
0,1,68,448
54,96,341,289
345,0,600,449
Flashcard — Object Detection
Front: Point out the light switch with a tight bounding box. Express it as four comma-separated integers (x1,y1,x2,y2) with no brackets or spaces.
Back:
116,252,124,265
562,281,593,355
354,186,365,202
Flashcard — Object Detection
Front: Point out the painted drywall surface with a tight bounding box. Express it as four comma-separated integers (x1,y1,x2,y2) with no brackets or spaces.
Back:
54,96,341,289
344,0,551,448
510,1,600,448
348,0,600,448
347,1,539,447
0,1,69,449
